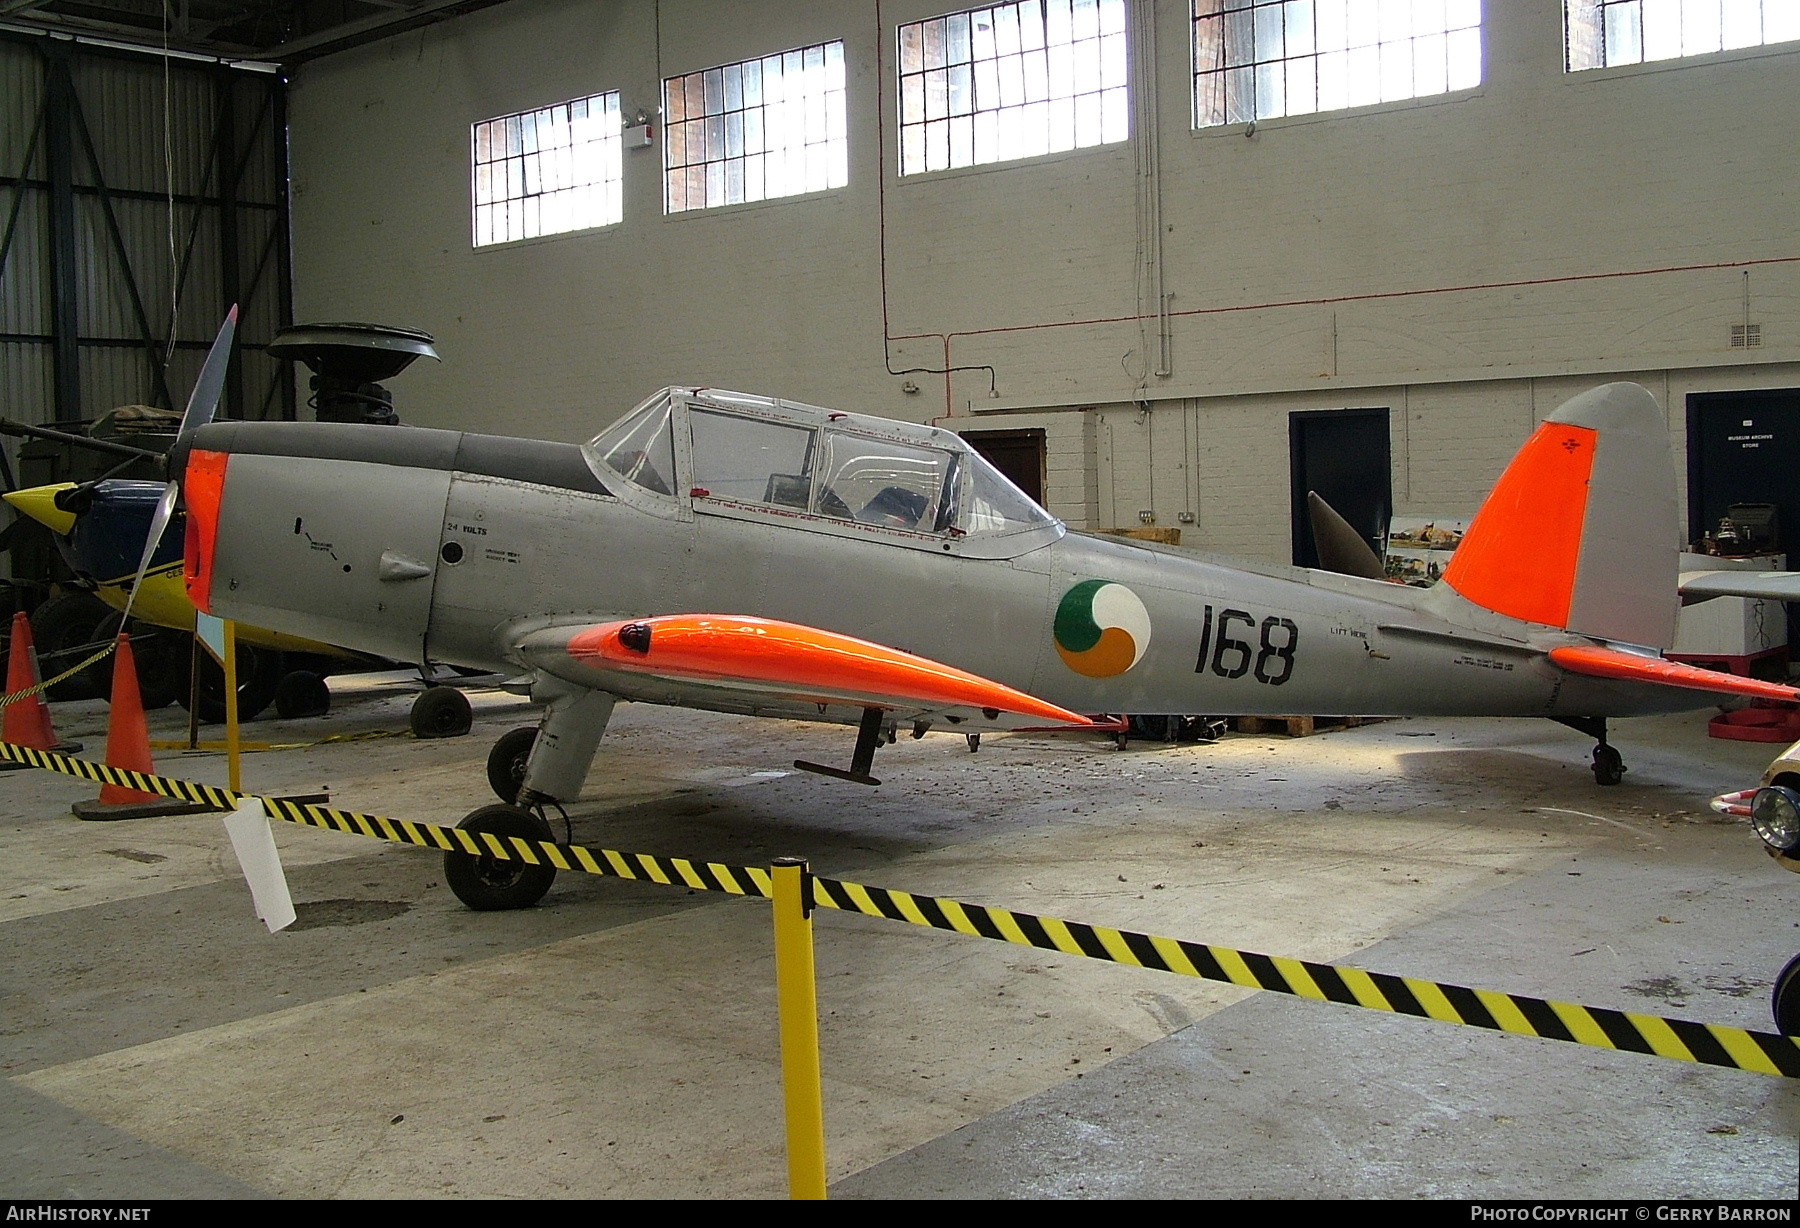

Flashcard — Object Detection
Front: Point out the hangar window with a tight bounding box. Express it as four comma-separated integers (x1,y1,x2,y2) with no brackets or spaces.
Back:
472,92,622,247
1564,1,1799,70
1193,0,1482,128
897,1,1130,176
664,41,849,213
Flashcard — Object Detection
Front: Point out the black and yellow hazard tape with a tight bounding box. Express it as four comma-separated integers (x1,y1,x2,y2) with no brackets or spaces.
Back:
805,876,1800,1079
0,641,116,711
0,739,771,896
5,736,1798,1078
152,728,414,753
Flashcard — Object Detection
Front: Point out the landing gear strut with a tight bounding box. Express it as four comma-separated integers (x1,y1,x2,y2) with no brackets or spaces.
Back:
1554,717,1625,786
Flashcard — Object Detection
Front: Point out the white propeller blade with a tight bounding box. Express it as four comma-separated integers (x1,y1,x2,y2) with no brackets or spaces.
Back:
120,306,238,625
177,303,238,436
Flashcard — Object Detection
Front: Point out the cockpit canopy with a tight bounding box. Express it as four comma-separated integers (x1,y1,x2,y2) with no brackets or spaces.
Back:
586,388,1062,558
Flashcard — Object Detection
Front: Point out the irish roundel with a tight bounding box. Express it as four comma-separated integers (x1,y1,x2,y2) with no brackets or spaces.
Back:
1054,580,1151,678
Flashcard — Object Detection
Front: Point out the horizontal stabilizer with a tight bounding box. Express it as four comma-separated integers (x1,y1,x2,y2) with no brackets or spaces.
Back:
517,614,1098,729
1679,570,1800,604
1548,644,1800,704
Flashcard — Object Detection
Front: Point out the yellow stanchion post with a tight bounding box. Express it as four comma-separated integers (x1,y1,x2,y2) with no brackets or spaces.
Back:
222,619,241,793
771,857,827,1200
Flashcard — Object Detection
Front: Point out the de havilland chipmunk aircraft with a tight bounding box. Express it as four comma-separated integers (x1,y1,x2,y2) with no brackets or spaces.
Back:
100,313,1791,917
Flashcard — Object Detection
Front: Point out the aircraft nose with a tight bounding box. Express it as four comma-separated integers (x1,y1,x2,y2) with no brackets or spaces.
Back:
2,484,80,535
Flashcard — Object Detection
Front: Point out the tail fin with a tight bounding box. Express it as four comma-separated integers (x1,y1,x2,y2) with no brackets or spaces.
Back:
1441,383,1678,648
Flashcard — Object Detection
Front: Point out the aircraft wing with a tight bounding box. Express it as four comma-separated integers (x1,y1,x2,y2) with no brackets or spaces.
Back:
512,613,1101,731
1679,570,1800,605
1548,644,1800,704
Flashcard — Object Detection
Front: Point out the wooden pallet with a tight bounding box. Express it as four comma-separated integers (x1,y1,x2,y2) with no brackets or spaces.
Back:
1229,715,1375,738
1093,527,1182,546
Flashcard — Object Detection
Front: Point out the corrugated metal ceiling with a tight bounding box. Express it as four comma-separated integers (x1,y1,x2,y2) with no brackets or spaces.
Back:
0,0,514,63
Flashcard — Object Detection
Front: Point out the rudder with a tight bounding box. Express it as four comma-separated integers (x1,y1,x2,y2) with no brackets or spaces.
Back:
1441,383,1678,649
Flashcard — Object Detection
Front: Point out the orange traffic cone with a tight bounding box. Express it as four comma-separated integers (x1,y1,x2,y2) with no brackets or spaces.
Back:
94,633,161,805
3,610,63,753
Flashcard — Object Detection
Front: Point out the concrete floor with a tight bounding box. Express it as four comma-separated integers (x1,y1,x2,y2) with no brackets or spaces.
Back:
1,675,1796,1199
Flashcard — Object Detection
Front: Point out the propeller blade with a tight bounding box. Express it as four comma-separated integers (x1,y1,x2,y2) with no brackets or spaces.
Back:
120,307,237,623
1307,491,1388,581
178,304,238,438
119,479,179,624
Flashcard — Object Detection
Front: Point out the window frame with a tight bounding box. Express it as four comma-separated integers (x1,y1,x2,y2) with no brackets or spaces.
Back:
1191,0,1485,131
895,0,1132,179
662,40,850,214
471,90,624,249
1564,0,1800,73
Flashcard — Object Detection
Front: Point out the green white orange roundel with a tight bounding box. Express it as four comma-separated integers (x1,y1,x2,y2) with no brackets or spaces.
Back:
1054,580,1151,677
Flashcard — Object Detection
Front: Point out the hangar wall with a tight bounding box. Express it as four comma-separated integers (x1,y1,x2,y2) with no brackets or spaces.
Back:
285,0,1800,560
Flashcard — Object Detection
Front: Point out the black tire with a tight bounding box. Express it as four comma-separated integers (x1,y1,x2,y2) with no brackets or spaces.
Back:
443,804,557,911
28,591,113,701
1774,952,1800,1036
182,644,283,724
410,685,473,739
487,726,538,804
274,670,331,719
92,614,185,711
1592,744,1624,786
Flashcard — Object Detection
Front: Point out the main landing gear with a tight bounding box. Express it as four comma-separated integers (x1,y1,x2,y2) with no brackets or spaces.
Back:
442,804,558,911
1554,717,1626,786
444,688,615,911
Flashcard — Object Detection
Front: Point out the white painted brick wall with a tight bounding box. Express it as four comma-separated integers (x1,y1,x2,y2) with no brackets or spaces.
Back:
286,0,1800,555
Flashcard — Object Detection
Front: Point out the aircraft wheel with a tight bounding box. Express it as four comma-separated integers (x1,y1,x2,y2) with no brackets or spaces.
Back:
29,591,113,701
444,804,557,911
1774,952,1800,1036
410,685,472,739
274,670,331,719
182,643,282,724
487,726,538,804
1592,744,1624,786
92,614,185,710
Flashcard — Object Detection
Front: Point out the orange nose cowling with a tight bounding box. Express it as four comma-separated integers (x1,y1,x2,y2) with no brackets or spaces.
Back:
181,449,231,615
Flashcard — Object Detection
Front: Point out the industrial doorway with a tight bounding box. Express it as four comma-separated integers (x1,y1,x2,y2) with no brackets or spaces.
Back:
961,428,1046,506
1687,389,1800,553
1288,407,1390,569
1687,389,1800,647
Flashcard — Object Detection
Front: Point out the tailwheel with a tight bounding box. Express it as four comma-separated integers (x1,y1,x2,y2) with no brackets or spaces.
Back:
487,726,539,804
1592,743,1625,787
1774,952,1800,1036
444,804,557,911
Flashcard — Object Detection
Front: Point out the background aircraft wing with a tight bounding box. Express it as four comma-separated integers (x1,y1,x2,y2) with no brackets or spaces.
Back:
1549,644,1800,704
512,614,1100,731
1679,570,1800,605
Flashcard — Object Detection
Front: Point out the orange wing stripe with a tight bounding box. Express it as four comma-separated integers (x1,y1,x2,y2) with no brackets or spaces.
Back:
567,615,1093,727
1549,644,1800,704
181,449,230,615
1445,422,1595,629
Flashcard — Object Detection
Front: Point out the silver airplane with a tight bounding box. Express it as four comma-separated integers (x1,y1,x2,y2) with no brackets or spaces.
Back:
164,381,1800,911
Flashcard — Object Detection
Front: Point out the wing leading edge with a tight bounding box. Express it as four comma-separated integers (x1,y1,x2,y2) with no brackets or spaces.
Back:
514,614,1099,730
